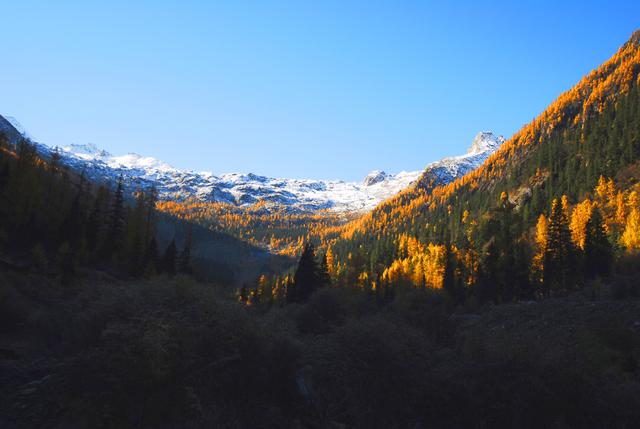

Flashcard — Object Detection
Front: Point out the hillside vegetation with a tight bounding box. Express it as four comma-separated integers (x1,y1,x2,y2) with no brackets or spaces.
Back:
1,271,639,428
0,135,288,287
299,30,640,306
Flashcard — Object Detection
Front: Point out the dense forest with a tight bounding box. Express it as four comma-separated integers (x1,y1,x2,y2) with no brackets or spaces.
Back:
0,134,291,288
0,136,192,280
157,199,351,257
2,30,640,429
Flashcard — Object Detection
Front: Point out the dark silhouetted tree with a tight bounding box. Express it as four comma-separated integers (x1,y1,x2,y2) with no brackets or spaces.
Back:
143,236,159,277
318,252,331,287
288,242,321,303
103,176,126,261
161,239,177,276
178,227,193,274
442,243,464,304
584,207,613,279
544,198,576,294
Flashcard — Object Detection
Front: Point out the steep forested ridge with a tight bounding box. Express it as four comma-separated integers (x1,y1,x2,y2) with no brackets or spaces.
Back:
0,130,287,285
344,30,640,240
0,133,183,280
295,30,640,303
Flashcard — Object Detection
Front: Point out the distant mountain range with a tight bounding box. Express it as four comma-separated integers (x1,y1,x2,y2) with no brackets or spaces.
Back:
0,114,503,213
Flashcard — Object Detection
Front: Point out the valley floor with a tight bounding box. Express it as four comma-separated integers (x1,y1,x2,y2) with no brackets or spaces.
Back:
1,268,639,428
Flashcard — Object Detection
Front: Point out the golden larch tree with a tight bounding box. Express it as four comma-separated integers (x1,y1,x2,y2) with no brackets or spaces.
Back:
570,198,593,250
532,214,548,285
621,191,640,252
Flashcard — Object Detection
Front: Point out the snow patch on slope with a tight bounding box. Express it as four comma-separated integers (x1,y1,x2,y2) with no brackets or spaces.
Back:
53,133,502,213
54,142,424,213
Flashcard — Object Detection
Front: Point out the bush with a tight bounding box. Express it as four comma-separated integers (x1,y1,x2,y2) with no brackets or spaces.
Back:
294,288,346,335
307,315,435,428
31,242,48,271
0,278,31,333
3,271,640,428
611,275,640,299
392,287,454,345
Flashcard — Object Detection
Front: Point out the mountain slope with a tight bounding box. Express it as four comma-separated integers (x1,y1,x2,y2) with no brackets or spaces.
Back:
326,29,640,291
341,30,640,240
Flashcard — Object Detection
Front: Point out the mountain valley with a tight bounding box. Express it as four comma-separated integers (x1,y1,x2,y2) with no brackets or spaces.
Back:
1,17,640,429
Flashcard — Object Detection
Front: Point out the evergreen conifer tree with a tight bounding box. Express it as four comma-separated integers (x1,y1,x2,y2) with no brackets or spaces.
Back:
544,197,576,294
178,227,193,274
584,207,613,278
477,240,499,304
318,252,331,286
161,239,177,276
143,236,159,277
104,176,125,260
289,242,321,303
442,243,462,304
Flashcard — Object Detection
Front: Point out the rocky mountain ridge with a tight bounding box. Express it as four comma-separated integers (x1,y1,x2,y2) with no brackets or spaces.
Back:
0,115,503,213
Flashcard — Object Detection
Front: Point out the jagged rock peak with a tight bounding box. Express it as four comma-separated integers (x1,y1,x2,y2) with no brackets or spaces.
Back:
363,170,388,186
629,29,640,47
467,131,505,155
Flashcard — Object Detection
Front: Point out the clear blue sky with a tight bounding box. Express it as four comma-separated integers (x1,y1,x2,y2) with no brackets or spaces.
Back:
2,1,639,180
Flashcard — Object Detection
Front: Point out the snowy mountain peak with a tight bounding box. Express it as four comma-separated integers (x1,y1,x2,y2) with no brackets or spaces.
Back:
63,143,111,158
109,153,176,172
415,131,504,192
363,170,388,186
468,131,504,155
61,143,175,173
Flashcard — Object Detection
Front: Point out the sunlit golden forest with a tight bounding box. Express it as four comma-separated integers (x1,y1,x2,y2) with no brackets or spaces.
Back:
157,30,640,308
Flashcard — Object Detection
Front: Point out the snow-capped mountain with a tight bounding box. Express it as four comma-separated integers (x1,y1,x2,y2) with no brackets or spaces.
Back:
414,132,505,191
57,143,423,213
0,114,503,213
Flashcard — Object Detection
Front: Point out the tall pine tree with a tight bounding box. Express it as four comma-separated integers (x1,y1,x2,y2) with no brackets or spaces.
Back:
544,197,576,294
584,207,613,279
288,242,322,303
161,239,177,277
